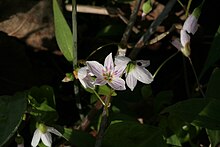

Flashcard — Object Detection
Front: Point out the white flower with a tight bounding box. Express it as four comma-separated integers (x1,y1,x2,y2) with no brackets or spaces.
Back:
86,53,126,90
31,123,62,147
180,30,190,48
182,14,198,35
77,66,95,89
171,34,190,58
115,56,153,91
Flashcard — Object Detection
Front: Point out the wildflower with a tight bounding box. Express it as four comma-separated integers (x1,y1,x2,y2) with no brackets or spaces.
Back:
115,56,153,91
86,53,126,90
182,14,198,35
31,123,62,147
77,66,95,89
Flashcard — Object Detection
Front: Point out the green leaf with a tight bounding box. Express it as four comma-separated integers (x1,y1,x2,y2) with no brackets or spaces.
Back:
205,68,220,99
62,128,95,147
162,98,220,129
142,0,152,14
206,129,220,147
28,85,56,108
103,121,167,147
199,25,220,79
53,0,73,62
97,85,117,96
193,99,220,129
0,92,27,146
166,134,182,147
162,98,208,122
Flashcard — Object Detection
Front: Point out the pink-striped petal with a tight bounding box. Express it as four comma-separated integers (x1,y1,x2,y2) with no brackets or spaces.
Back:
86,61,103,77
108,77,126,90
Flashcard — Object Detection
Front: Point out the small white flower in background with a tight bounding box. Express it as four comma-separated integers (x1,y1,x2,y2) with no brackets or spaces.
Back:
77,66,95,89
86,53,126,90
115,56,153,91
182,14,198,35
31,123,62,147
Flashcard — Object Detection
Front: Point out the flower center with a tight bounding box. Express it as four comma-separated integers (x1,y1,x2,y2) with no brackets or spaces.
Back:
126,62,136,73
103,71,113,82
38,123,47,134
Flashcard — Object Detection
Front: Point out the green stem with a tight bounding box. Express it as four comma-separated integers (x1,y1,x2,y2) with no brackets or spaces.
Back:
188,57,205,98
86,43,118,61
93,89,106,107
185,0,192,17
177,0,185,9
153,51,179,78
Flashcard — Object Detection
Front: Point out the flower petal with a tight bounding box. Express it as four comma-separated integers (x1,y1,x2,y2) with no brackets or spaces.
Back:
86,61,103,77
183,15,198,35
78,66,88,80
115,56,130,67
41,132,52,147
108,77,126,90
104,53,114,71
47,127,62,137
31,129,41,147
95,77,107,85
180,30,190,48
171,38,182,50
136,60,150,67
114,65,126,77
126,73,137,91
133,66,153,84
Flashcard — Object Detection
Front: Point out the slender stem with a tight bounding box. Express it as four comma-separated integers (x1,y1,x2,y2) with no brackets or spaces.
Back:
93,89,106,106
185,0,192,17
86,43,118,60
153,51,179,78
72,0,84,119
188,57,205,98
177,0,185,9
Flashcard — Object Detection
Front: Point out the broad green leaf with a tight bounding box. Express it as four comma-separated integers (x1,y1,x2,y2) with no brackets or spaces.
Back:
162,98,208,122
162,98,220,129
206,129,220,147
199,25,220,79
0,92,27,146
103,121,167,147
53,0,73,62
166,134,182,147
62,128,95,147
97,85,117,96
205,68,220,99
193,99,220,129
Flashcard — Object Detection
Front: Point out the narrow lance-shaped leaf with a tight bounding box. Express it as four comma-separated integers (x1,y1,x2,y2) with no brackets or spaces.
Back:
199,25,220,79
53,0,74,62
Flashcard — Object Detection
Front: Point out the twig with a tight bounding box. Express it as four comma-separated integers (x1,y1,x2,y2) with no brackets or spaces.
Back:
76,96,106,131
117,0,143,56
65,4,140,34
128,0,177,60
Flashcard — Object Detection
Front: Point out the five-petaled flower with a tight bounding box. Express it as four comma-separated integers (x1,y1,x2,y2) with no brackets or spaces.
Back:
115,56,153,91
86,53,126,90
31,123,62,147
